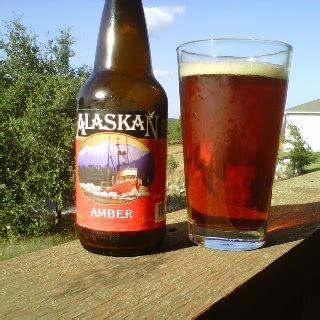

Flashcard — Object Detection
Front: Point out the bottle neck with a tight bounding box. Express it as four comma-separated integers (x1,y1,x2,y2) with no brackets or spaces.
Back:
94,0,152,77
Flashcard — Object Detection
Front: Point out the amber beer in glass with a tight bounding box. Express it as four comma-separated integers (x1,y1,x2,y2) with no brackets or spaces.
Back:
177,39,292,250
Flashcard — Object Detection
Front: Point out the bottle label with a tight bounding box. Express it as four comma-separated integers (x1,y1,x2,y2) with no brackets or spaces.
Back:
75,109,167,232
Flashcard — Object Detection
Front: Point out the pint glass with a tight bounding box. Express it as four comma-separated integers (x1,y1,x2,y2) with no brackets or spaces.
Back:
177,39,292,250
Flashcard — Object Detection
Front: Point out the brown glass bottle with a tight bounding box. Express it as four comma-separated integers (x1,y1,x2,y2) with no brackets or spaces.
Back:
75,0,167,256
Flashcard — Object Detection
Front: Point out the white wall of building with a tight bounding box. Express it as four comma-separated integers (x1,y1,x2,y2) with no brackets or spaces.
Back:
284,114,320,151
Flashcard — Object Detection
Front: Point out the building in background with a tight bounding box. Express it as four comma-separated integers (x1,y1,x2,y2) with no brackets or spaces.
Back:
284,100,320,151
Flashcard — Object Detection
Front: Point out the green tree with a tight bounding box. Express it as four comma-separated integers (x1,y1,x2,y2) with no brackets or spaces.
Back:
168,118,182,143
286,123,315,174
0,19,89,238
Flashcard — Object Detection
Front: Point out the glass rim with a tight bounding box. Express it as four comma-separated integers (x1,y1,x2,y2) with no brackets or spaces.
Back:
176,37,293,58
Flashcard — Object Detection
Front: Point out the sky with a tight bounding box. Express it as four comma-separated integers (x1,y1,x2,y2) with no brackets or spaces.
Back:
1,0,320,118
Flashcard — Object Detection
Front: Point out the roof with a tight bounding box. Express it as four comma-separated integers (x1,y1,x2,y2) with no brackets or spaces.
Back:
285,99,320,114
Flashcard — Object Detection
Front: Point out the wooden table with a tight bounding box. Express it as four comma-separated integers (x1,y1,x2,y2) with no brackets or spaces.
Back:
1,173,320,319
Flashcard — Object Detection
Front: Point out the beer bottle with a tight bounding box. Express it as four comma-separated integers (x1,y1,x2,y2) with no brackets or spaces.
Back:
75,0,167,255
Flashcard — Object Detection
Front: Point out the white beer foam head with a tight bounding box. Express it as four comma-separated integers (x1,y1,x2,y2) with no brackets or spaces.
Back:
179,61,288,79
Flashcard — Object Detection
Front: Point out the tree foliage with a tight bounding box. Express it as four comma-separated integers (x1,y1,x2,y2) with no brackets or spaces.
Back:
286,123,315,174
168,118,182,144
0,19,89,239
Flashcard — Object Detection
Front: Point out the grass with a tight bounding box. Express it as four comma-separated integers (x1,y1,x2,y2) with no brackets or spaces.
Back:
276,150,320,177
303,162,320,173
167,144,184,181
304,152,320,173
0,213,77,261
0,232,77,261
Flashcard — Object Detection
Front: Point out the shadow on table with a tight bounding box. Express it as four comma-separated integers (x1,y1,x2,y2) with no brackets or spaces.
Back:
159,201,320,253
158,220,196,253
266,201,320,247
179,202,320,319
67,201,319,254
196,229,320,320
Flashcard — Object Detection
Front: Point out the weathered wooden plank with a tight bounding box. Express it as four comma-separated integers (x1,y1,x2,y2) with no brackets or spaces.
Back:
196,230,320,319
1,172,319,319
1,210,319,319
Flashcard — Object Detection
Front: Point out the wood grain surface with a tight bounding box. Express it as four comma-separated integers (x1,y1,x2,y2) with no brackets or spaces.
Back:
1,172,320,319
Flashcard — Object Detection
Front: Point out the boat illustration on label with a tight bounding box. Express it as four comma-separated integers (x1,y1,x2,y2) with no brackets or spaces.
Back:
77,133,154,204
